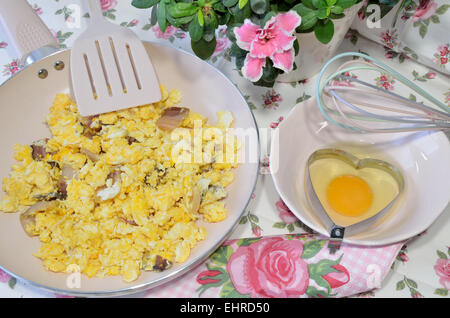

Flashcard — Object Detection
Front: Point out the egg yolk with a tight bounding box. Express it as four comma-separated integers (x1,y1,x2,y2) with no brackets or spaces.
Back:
326,175,373,217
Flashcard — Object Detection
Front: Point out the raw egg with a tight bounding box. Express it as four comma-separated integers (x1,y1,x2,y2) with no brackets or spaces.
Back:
308,155,400,227
326,175,374,217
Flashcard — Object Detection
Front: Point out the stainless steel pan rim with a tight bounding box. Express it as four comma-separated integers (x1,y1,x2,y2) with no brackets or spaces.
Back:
0,42,261,297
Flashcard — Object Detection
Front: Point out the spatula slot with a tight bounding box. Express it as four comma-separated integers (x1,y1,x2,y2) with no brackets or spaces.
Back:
95,40,112,97
109,37,127,94
83,53,97,100
126,43,142,90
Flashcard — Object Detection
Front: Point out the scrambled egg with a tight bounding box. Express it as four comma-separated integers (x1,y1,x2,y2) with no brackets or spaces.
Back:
0,85,238,282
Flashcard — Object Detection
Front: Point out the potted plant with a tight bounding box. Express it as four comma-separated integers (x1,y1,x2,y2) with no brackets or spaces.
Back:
132,0,362,86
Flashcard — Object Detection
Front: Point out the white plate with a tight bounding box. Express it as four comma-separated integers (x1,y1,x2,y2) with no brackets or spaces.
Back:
0,43,259,296
270,97,450,246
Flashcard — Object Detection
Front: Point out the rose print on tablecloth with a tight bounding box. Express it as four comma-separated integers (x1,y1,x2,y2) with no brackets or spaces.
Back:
227,237,309,297
375,74,395,90
101,0,117,11
262,89,282,109
411,1,449,39
380,29,398,50
433,249,450,296
273,198,312,233
433,44,449,68
2,59,22,77
195,235,349,298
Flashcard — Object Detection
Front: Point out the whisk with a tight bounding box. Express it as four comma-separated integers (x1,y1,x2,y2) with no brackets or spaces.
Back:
315,52,450,133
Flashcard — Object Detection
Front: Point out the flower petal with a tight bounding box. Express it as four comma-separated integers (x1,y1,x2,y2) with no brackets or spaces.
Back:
234,19,260,51
250,29,295,58
275,11,302,34
242,55,266,82
271,49,295,73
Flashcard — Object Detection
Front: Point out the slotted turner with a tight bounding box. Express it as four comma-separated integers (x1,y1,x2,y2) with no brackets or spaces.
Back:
71,0,161,116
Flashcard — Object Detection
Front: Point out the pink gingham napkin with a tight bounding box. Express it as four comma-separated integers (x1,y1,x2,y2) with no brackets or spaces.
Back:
144,234,403,298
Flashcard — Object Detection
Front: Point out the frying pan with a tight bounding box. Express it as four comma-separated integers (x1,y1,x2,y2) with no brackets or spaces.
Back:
0,0,259,296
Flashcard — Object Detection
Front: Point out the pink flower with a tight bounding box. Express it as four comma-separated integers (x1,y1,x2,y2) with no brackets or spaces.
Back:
398,252,409,262
152,25,178,39
426,72,436,79
0,42,7,49
412,0,438,22
434,258,450,290
0,269,11,283
441,57,448,65
213,37,231,57
275,199,298,224
129,19,139,27
33,4,43,15
227,237,309,297
234,11,301,82
101,0,117,12
252,225,262,237
322,264,350,289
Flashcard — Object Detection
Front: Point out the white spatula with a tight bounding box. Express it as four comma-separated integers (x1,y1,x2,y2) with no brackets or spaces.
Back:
71,0,161,116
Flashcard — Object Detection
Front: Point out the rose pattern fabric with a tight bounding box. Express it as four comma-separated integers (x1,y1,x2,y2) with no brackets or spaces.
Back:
0,0,448,299
100,0,117,12
412,0,438,22
434,252,450,291
227,237,309,298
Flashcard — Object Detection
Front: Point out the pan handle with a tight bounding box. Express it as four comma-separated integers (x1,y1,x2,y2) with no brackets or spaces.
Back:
0,0,59,65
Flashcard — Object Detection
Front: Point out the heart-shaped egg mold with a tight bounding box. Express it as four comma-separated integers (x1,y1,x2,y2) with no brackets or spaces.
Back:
305,148,404,240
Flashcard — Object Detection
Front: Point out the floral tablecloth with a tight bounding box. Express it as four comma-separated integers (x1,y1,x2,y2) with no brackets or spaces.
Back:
0,0,449,298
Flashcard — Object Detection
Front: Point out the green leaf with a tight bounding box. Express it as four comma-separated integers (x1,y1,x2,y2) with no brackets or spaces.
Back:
151,5,158,25
157,2,167,32
419,24,427,38
336,0,356,9
396,280,405,290
406,278,418,289
302,0,316,9
169,2,198,18
437,250,448,260
317,7,330,19
250,0,267,15
189,13,204,42
434,288,449,296
326,0,337,6
191,37,217,60
436,4,450,15
8,277,16,289
223,0,239,7
132,0,159,9
210,245,234,266
248,213,259,223
220,279,251,298
237,238,261,246
312,0,328,8
229,1,251,23
301,240,326,259
430,15,440,23
314,19,334,44
203,12,217,42
306,286,330,298
299,11,318,30
331,5,344,14
239,0,249,9
293,3,314,16
273,222,287,229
